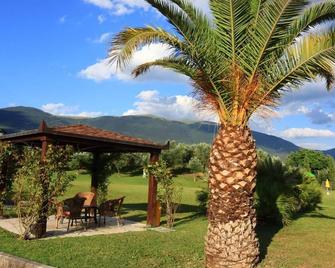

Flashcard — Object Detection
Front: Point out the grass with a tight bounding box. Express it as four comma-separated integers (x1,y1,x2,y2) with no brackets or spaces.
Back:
1,173,335,267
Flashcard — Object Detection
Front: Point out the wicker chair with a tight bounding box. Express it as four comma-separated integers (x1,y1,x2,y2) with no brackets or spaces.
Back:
98,196,125,226
63,197,87,231
54,192,96,229
74,192,96,207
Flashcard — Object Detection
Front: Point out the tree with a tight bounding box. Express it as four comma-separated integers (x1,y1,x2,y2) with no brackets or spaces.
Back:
108,1,335,266
188,157,204,181
286,149,335,183
192,143,211,171
13,145,74,239
0,142,19,217
147,160,182,228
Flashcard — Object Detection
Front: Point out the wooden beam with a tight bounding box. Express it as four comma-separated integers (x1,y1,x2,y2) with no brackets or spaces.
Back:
91,152,100,195
147,152,160,227
36,136,49,238
41,136,48,161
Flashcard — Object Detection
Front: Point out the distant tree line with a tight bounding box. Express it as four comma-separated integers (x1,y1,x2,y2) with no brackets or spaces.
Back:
69,141,211,175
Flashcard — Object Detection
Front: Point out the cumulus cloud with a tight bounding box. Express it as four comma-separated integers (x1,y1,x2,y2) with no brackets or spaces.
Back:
272,80,335,126
281,128,335,138
92,32,112,44
83,0,113,9
123,90,216,122
79,59,116,82
79,43,187,83
83,0,209,16
41,103,102,118
297,142,330,150
97,14,106,24
83,0,149,15
59,15,67,24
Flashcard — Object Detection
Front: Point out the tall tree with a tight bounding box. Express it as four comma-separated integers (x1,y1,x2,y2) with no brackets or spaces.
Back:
108,1,335,267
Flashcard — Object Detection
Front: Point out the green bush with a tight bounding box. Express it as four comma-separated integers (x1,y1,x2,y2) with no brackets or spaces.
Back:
196,151,322,225
196,189,208,214
297,173,322,212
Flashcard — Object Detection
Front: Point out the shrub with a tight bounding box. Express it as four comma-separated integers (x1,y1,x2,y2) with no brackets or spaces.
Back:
13,145,74,239
147,161,182,228
196,189,208,214
0,142,19,217
196,152,322,225
297,173,322,211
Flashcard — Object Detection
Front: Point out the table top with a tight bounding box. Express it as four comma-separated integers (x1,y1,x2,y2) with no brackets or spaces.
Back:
83,205,98,209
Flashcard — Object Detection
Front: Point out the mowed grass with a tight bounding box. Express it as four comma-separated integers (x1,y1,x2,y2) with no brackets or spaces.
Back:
1,173,335,267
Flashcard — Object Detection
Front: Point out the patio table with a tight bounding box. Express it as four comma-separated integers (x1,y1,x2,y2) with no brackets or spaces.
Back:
83,205,99,226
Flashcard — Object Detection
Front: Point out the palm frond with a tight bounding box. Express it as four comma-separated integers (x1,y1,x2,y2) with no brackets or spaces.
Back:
268,1,335,61
245,0,309,78
108,26,184,69
108,0,335,126
210,0,252,63
252,28,335,113
131,57,197,78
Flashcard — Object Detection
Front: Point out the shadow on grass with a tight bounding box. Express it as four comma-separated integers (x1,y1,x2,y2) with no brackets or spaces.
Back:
122,202,203,225
289,205,335,221
122,202,284,261
256,223,283,261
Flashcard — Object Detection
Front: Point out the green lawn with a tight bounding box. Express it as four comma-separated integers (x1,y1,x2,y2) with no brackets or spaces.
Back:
1,174,335,267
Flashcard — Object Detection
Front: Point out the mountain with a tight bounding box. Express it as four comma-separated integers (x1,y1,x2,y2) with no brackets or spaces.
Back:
325,149,335,158
0,106,310,156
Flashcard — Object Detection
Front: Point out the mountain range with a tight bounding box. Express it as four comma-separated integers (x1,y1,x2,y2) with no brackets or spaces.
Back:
0,106,334,158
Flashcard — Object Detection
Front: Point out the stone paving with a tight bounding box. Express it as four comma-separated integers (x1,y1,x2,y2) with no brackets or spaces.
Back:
0,216,157,239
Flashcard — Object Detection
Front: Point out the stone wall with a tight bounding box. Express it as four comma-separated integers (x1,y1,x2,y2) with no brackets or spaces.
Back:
0,252,54,268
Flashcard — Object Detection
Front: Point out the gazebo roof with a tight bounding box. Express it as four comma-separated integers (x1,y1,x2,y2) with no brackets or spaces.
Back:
0,121,168,153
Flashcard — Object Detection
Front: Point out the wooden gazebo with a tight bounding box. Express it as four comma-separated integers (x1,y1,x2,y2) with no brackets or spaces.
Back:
0,121,169,230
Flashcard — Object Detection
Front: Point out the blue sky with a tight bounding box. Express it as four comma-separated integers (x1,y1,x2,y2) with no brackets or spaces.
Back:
1,0,335,149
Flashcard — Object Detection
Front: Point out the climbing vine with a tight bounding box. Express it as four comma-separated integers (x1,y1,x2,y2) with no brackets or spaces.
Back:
13,145,74,239
147,161,183,228
0,141,19,217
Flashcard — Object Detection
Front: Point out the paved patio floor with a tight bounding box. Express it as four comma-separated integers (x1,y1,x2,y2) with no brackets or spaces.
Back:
0,216,157,239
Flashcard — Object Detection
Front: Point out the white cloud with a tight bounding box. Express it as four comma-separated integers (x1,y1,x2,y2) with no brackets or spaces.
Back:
97,14,106,24
83,0,209,16
83,0,113,9
59,15,67,24
281,128,335,138
113,3,134,15
297,142,330,150
79,43,187,83
79,59,116,82
41,103,102,118
93,32,112,44
123,90,216,122
83,0,149,15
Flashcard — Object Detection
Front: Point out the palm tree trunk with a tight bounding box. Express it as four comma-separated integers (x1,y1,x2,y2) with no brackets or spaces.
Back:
205,125,259,268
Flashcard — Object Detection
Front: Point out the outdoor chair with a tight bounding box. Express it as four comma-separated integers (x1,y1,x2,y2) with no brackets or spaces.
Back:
63,197,87,231
74,192,96,207
98,196,125,226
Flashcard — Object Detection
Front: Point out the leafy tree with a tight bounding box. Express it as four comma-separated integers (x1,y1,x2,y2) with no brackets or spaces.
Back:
13,145,74,239
287,149,335,183
0,142,19,217
90,153,120,204
109,1,335,265
287,149,327,171
191,143,211,171
147,160,182,228
188,157,203,174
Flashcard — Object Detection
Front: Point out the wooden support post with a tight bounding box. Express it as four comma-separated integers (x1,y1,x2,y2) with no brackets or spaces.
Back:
91,152,100,204
147,152,160,227
35,136,49,238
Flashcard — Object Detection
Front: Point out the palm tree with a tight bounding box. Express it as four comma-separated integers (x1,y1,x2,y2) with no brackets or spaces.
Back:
108,0,335,267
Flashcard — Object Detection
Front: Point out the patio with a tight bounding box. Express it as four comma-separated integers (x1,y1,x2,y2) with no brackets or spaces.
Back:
0,121,169,238
0,215,170,240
